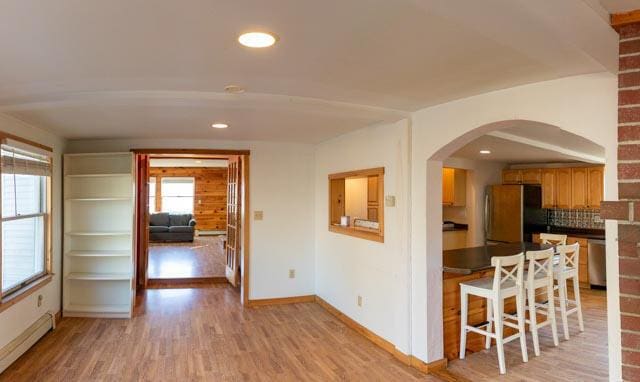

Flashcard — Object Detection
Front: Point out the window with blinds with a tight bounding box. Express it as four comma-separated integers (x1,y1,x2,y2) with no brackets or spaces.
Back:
1,142,51,296
161,177,195,213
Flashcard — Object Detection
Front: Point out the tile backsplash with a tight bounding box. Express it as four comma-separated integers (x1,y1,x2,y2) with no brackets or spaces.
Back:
547,208,604,229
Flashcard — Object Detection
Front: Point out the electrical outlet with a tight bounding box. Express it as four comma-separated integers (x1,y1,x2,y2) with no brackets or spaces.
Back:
289,269,295,279
37,294,43,307
357,295,363,307
254,211,264,221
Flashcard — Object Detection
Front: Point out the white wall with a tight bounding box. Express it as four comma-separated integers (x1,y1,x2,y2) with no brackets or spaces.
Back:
0,114,65,350
409,73,620,379
443,157,506,247
65,138,316,300
314,119,412,354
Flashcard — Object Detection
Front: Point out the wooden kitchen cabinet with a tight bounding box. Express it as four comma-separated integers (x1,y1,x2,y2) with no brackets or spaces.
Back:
541,169,556,208
571,168,589,209
555,168,572,209
502,169,522,184
521,168,542,184
442,168,466,206
588,166,604,209
567,236,589,288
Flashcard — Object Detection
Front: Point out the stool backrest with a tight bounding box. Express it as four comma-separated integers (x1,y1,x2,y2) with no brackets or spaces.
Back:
525,248,555,286
539,233,567,245
491,253,525,292
556,243,580,272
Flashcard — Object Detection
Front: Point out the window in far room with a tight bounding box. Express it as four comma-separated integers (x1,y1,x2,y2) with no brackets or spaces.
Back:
148,177,156,213
161,177,195,214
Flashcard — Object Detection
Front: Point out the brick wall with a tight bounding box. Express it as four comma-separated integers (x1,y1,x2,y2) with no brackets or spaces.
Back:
601,21,640,382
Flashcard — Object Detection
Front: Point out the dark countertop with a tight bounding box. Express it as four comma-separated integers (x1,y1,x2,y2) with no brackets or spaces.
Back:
443,223,468,232
543,227,605,240
443,242,554,275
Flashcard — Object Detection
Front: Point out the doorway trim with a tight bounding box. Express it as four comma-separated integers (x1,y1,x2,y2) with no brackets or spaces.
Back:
131,148,251,306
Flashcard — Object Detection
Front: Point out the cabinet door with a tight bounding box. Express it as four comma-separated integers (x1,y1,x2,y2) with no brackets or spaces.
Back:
541,169,556,208
453,169,466,207
521,169,542,184
502,169,522,184
442,168,454,205
571,168,589,209
587,166,604,209
555,168,572,209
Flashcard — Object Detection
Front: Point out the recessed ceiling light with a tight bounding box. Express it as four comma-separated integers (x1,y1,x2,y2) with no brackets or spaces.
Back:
224,85,246,94
480,150,491,154
238,32,277,48
195,160,202,164
211,123,228,129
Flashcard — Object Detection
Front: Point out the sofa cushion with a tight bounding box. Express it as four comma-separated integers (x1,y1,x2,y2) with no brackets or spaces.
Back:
169,226,194,233
150,212,170,227
169,214,192,227
149,226,169,233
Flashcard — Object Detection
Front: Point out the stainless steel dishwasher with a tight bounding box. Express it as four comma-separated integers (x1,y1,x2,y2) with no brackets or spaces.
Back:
588,239,606,288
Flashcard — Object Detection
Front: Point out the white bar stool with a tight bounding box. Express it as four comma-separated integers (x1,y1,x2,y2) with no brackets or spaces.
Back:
459,253,528,375
523,248,559,356
539,233,567,245
554,243,584,340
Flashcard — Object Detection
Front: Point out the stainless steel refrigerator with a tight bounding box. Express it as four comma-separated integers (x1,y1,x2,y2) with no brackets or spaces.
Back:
484,184,546,244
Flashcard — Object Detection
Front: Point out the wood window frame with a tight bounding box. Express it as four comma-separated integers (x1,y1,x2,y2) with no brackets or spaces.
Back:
0,131,53,312
328,167,384,243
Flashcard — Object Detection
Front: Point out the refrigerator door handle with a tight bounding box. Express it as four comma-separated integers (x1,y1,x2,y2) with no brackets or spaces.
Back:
484,191,490,241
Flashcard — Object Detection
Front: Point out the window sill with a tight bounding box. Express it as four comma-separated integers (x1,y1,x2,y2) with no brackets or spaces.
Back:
329,224,384,243
0,274,53,314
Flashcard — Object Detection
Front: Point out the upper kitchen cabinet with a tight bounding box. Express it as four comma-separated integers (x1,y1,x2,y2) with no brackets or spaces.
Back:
587,166,604,209
541,169,556,208
555,168,572,209
571,167,589,209
502,169,522,184
521,168,542,184
442,167,466,206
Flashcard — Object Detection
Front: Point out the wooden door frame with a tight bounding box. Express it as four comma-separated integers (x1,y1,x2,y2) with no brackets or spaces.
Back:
131,149,251,306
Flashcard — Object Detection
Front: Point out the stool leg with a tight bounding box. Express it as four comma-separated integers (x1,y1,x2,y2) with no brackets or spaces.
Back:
494,297,506,374
527,285,540,357
572,274,584,332
516,290,529,363
558,278,570,340
460,290,468,359
547,284,559,347
485,297,493,349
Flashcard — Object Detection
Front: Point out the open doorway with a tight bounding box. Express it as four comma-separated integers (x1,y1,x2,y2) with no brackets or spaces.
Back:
132,149,250,304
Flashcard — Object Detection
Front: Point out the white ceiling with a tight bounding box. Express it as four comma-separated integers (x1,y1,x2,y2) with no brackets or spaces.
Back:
150,158,228,168
0,1,618,143
451,122,605,164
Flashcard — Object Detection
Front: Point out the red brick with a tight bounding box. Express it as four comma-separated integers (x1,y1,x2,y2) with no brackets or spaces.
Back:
621,72,640,89
620,107,640,124
623,366,640,382
619,164,640,180
620,224,640,243
623,332,640,349
620,241,640,258
601,201,631,220
620,182,640,199
620,23,640,39
621,278,640,295
621,145,640,161
623,315,640,331
636,203,640,223
621,90,640,106
621,39,640,55
620,258,640,277
622,296,640,314
621,55,640,72
623,349,640,365
620,125,640,141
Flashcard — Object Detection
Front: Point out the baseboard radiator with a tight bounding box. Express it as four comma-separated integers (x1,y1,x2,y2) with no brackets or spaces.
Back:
0,311,55,373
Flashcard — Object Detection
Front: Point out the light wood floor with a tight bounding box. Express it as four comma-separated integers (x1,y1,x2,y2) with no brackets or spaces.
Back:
0,287,608,381
148,235,226,279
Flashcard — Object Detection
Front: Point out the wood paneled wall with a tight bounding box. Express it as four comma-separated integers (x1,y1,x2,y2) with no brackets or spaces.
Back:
149,167,227,230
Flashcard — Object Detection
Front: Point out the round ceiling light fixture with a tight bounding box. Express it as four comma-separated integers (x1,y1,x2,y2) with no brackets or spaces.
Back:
211,123,229,129
479,150,491,155
238,32,277,48
224,84,246,94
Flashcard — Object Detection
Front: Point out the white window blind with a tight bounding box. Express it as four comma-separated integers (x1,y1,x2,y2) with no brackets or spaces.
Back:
1,143,50,295
149,177,156,213
161,177,195,214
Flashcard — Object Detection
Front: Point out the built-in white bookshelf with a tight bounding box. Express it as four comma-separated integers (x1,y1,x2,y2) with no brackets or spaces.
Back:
63,152,135,318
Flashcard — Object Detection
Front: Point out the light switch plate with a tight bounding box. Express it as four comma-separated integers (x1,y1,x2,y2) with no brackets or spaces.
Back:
385,195,396,207
254,211,264,220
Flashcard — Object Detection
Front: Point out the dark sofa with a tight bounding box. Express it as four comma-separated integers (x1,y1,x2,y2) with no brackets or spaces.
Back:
149,212,196,242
